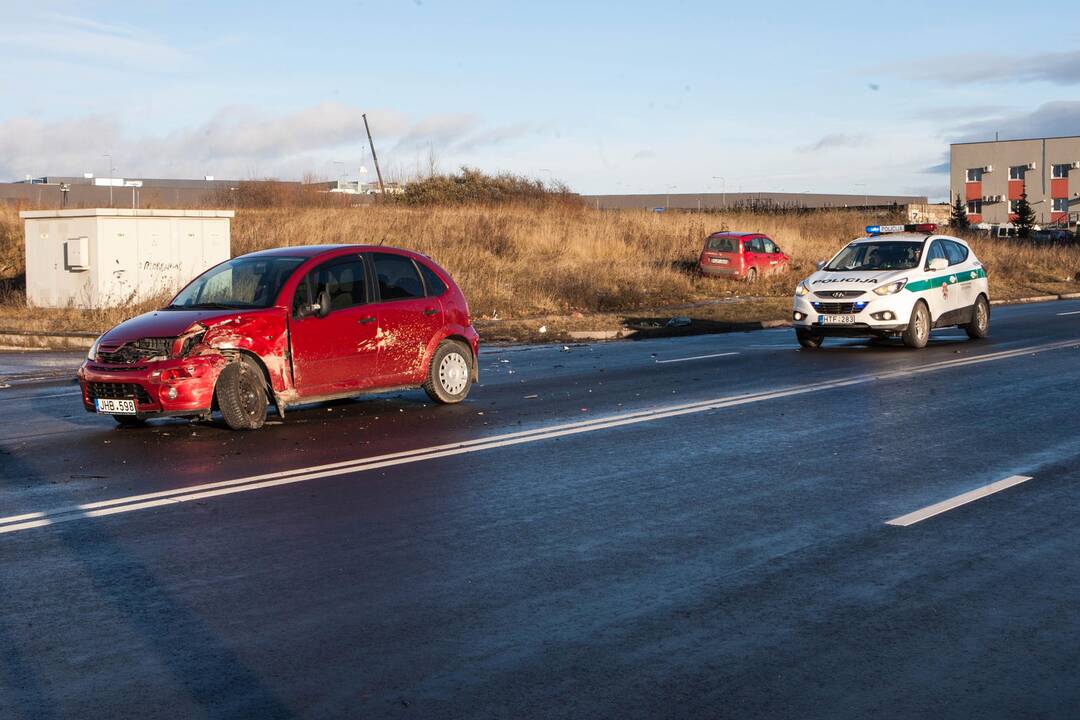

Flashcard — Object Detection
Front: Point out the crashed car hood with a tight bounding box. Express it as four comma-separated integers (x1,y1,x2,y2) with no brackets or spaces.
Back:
805,268,909,293
99,309,259,343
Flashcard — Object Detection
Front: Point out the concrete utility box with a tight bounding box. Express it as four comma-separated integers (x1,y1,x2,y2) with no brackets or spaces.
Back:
21,209,233,309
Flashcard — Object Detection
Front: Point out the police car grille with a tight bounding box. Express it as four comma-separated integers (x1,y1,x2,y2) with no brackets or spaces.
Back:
811,302,858,314
86,382,152,404
814,290,865,299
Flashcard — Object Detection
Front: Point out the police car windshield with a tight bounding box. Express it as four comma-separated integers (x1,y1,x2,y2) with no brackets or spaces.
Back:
825,241,923,272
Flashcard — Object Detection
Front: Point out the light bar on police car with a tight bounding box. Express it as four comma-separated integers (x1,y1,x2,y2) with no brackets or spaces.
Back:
865,223,937,235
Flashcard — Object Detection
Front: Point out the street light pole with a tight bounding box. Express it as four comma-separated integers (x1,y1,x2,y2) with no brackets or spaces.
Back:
104,153,115,207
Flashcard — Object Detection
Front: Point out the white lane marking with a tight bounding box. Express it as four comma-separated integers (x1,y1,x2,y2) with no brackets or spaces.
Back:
886,475,1034,527
1057,311,1080,316
655,352,739,364
2,338,1077,536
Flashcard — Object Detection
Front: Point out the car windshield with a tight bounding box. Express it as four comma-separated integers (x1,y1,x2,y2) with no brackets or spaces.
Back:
167,256,305,309
825,241,923,271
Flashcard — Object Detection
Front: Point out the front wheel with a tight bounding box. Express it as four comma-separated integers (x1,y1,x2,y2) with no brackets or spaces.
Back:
216,360,268,430
423,341,473,404
964,296,990,339
902,301,931,349
796,328,823,349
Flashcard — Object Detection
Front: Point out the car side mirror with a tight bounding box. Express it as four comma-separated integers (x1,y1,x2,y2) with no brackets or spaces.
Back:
928,257,948,272
816,260,826,270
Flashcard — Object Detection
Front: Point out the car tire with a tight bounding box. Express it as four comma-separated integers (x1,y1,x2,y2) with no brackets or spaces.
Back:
216,359,268,430
423,340,473,404
745,267,758,283
796,328,823,349
113,415,146,428
902,301,931,349
964,295,990,340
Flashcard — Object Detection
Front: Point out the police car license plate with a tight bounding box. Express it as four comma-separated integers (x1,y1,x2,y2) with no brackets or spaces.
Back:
819,315,855,325
95,398,137,415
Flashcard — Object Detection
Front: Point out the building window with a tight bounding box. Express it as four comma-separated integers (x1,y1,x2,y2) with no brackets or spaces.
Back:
1009,166,1027,180
1053,198,1069,213
966,168,983,182
1008,199,1021,214
1052,164,1072,179
966,199,982,215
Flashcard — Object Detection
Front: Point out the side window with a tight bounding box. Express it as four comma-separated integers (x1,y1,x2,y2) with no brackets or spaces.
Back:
761,238,778,253
945,241,969,266
373,253,425,301
925,240,947,268
417,262,448,297
747,238,765,253
303,256,367,314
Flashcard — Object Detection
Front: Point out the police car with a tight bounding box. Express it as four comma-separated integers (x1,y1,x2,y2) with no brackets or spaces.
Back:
791,224,990,349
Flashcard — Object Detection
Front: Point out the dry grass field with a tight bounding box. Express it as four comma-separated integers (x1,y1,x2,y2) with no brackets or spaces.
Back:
2,202,1078,345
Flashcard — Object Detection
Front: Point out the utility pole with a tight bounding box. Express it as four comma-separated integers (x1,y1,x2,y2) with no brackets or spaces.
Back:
362,113,386,196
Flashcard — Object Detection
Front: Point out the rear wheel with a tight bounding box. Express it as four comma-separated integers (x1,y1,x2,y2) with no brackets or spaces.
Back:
216,359,268,430
423,341,473,404
902,301,930,349
796,328,823,349
964,295,990,339
745,267,758,283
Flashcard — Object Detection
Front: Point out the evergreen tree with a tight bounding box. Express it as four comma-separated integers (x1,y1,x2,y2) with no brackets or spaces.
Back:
1014,191,1037,238
949,193,970,231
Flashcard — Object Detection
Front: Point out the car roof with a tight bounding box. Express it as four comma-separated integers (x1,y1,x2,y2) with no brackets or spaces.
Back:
707,231,761,238
850,233,968,246
241,244,419,259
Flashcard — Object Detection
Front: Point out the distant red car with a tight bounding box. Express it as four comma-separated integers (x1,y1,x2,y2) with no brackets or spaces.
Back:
78,245,479,430
698,232,790,281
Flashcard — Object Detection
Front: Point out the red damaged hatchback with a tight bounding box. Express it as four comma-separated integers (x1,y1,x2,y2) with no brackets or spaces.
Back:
78,245,479,430
698,232,790,281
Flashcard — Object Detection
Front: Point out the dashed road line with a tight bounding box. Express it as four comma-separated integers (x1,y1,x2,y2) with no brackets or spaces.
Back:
886,475,1034,527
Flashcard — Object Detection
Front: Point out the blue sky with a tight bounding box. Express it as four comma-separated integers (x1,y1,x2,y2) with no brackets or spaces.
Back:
1,0,1079,199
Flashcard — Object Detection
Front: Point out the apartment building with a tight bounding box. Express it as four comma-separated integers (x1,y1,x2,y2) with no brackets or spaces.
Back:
950,136,1080,226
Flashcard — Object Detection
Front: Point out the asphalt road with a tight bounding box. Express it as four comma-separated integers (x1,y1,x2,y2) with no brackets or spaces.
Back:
3,299,1080,719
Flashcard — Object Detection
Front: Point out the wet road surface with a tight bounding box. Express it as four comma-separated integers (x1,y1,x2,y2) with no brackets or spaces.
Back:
3,299,1080,718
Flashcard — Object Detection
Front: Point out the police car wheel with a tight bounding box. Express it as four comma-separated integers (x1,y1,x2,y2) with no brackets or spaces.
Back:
964,296,990,340
902,301,930,349
796,328,823,348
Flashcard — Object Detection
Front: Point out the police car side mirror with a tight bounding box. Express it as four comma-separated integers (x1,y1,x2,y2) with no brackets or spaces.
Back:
927,258,948,272
816,260,826,271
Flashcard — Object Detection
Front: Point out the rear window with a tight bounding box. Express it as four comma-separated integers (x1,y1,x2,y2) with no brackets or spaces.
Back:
706,236,738,253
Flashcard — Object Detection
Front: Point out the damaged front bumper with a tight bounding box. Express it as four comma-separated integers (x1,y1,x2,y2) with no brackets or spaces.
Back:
78,354,230,419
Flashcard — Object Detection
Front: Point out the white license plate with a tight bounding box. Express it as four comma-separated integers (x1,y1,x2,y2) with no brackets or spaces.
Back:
819,315,856,325
95,398,137,415
710,257,729,264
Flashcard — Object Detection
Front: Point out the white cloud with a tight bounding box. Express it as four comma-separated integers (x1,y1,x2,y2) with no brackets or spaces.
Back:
0,103,537,180
950,101,1080,142
797,133,869,153
0,12,194,71
882,50,1080,86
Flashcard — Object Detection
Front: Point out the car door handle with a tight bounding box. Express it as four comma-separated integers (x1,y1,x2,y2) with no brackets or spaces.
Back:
423,308,439,316
356,316,375,324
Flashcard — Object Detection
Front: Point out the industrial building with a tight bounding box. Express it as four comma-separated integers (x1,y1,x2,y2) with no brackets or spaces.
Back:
583,191,927,212
950,135,1080,227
